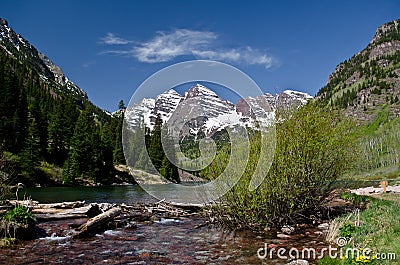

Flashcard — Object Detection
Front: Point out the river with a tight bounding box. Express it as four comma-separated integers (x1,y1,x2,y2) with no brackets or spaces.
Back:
0,185,334,264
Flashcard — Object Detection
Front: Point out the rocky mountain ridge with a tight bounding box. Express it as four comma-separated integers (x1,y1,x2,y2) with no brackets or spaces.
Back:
125,83,312,136
318,18,400,122
0,18,87,99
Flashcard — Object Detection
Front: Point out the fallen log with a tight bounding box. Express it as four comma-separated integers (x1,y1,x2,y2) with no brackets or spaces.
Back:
33,204,101,221
35,213,88,221
32,205,92,215
35,201,85,209
73,207,121,238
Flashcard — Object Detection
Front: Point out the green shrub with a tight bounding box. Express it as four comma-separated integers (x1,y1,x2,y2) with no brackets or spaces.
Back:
210,103,357,230
1,205,36,240
4,206,35,225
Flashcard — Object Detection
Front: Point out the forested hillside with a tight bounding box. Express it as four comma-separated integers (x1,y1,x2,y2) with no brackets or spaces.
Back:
317,19,400,122
317,19,400,179
0,39,125,186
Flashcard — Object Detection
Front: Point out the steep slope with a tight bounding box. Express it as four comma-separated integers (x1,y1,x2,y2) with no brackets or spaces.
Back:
0,18,87,99
152,89,183,124
317,19,400,122
0,18,122,186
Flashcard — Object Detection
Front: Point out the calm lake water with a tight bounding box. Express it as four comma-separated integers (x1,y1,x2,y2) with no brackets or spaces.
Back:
19,180,381,205
19,185,157,204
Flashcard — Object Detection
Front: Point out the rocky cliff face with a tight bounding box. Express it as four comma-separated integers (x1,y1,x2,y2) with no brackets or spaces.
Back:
125,83,313,137
318,19,400,122
0,18,87,98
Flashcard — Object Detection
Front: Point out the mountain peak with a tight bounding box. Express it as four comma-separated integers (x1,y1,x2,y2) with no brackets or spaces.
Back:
370,19,400,45
161,88,181,96
184,83,219,99
0,18,8,26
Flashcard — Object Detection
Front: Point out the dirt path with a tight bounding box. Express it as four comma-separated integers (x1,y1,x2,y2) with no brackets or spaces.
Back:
350,185,400,195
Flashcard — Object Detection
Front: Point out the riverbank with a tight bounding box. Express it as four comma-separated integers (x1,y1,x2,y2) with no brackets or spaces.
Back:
320,191,400,264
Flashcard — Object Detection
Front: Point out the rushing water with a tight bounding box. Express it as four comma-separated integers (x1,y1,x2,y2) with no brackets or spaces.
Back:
0,215,328,265
2,185,333,264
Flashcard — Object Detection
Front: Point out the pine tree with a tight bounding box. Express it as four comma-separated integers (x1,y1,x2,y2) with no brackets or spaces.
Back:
118,100,126,110
159,128,179,183
28,95,48,158
48,98,79,165
47,104,65,164
113,104,125,164
21,118,41,176
66,108,97,181
159,155,180,183
62,156,79,184
148,114,164,170
0,60,20,151
145,114,180,183
13,86,28,153
113,124,125,164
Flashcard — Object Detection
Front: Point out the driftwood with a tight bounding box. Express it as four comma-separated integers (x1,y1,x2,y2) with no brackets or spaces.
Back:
8,200,39,207
73,207,121,238
8,200,85,209
145,202,201,217
33,204,101,221
3,199,203,238
34,201,85,209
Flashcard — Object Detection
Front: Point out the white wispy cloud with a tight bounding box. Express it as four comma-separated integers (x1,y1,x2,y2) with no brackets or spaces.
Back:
101,33,132,45
134,29,217,63
101,29,276,68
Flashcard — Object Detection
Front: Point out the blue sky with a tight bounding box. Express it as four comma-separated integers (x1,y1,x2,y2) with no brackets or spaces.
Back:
1,0,400,111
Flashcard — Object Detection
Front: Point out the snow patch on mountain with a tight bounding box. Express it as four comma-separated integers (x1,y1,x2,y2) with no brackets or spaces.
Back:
125,84,312,137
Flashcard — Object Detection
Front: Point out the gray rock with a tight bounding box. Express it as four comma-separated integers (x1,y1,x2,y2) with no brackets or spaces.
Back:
281,225,295,235
317,223,330,230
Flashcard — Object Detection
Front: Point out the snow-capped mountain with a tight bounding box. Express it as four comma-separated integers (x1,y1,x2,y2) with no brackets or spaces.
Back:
0,18,86,98
125,83,313,136
152,89,183,123
277,90,314,106
125,98,156,129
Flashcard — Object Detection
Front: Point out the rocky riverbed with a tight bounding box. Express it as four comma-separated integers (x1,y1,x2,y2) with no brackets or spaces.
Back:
0,200,337,264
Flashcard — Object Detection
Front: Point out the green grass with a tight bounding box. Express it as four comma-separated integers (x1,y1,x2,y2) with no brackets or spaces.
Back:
343,165,400,181
320,194,400,264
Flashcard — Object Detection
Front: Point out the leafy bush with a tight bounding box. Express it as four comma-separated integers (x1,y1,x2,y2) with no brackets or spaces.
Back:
3,206,35,225
210,103,357,230
1,205,36,240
